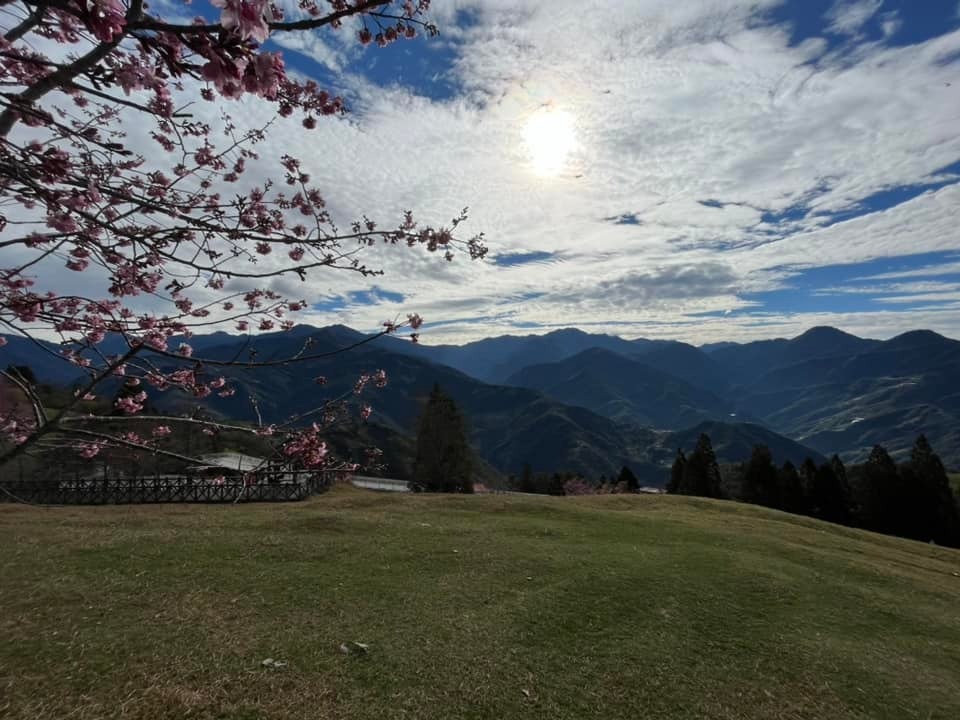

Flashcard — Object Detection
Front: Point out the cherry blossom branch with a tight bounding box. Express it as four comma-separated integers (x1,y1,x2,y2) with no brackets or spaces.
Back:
3,2,47,43
0,0,145,137
0,344,142,465
128,0,391,34
56,426,230,467
0,367,47,427
132,324,406,368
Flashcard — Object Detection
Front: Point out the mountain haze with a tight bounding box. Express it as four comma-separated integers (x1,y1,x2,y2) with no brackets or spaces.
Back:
3,323,956,475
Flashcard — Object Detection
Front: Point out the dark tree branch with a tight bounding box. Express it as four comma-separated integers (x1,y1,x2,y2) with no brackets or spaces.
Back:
0,0,145,137
129,0,391,35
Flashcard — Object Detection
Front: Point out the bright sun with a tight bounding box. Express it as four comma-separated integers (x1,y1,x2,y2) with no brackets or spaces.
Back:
522,107,577,177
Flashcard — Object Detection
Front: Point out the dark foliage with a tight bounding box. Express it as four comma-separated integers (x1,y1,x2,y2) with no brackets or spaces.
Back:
666,450,686,494
741,445,779,508
617,466,640,492
411,384,473,493
674,434,723,498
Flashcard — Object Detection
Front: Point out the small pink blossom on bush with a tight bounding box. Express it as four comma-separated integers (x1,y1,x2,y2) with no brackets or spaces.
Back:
152,425,172,438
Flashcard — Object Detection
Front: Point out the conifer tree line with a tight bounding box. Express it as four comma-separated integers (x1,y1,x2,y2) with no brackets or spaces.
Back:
404,383,960,548
667,434,960,548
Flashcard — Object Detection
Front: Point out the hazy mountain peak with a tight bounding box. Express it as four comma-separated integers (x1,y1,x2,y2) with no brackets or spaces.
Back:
886,329,950,347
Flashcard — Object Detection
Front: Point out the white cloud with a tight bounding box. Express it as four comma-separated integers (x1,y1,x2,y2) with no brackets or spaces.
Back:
858,262,960,281
824,0,884,36
7,0,960,347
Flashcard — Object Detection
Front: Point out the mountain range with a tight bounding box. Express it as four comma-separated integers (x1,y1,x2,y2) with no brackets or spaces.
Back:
2,323,957,481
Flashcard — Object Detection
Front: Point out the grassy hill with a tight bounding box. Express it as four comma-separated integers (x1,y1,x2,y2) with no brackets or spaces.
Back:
2,490,959,719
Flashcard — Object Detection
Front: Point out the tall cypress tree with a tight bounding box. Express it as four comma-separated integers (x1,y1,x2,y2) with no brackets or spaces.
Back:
683,434,723,499
667,449,686,494
411,384,473,494
741,445,779,508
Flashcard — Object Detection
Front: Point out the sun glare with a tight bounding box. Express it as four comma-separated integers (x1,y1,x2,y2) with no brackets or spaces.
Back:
522,107,577,177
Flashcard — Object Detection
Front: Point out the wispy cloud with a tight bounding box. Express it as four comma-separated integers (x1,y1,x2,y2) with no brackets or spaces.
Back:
824,0,884,36
15,0,960,346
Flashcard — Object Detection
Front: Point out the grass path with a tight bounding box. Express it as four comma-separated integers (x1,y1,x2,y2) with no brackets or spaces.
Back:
1,488,959,719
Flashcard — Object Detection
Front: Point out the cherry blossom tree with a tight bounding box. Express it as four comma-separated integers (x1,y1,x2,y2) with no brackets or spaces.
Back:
0,0,486,480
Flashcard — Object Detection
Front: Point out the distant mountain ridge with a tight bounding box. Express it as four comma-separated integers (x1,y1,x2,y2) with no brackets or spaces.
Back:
505,347,736,429
2,323,957,474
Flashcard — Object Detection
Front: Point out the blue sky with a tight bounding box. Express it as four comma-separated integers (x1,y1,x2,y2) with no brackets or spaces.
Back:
183,0,960,343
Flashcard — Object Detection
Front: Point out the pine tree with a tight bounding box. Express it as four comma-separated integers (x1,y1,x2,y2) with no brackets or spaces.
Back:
617,466,640,493
411,384,473,494
852,445,902,534
777,461,806,514
547,472,566,496
683,434,723,499
518,462,535,493
741,445,779,508
809,461,850,523
667,449,686,494
905,435,960,546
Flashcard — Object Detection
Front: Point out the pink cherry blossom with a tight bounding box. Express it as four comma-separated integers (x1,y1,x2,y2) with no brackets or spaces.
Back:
86,0,127,42
212,0,271,44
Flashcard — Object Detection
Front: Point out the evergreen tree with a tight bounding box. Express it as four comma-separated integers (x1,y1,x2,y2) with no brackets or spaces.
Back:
741,445,779,508
777,461,806,514
617,466,640,493
518,462,536,493
809,461,850,524
799,457,818,500
831,454,849,490
852,445,902,534
667,449,686,494
904,435,960,546
411,384,473,494
547,472,566,496
683,434,723,498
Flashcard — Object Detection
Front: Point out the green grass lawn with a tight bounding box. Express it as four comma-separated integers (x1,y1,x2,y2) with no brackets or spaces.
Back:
2,489,959,720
